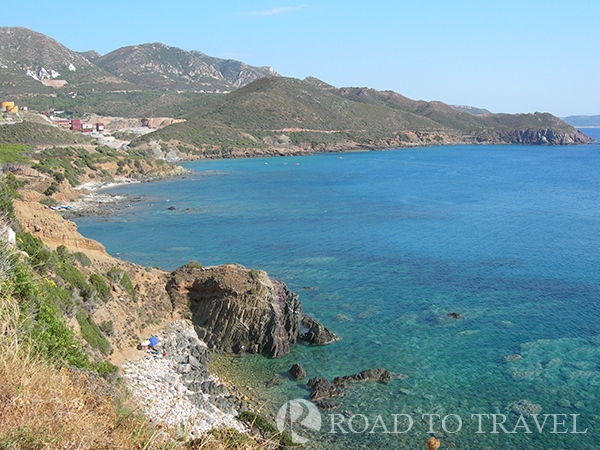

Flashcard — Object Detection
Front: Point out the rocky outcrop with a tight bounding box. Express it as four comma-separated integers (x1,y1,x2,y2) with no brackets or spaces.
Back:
334,367,403,386
166,264,303,358
289,363,307,380
14,199,107,254
307,368,407,401
307,377,345,401
478,128,593,145
300,315,339,345
160,320,239,415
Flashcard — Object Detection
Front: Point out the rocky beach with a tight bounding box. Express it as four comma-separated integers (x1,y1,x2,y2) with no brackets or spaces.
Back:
121,320,246,439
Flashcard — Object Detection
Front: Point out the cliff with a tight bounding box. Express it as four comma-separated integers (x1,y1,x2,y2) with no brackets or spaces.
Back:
167,264,303,358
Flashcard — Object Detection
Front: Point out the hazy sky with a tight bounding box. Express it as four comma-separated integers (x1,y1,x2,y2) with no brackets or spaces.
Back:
4,0,599,116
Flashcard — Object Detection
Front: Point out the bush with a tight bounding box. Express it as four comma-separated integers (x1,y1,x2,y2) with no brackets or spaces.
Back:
89,273,112,302
182,260,203,269
17,232,52,269
76,309,112,355
238,411,296,448
72,251,92,267
39,197,58,208
43,181,59,196
106,267,136,298
55,257,89,293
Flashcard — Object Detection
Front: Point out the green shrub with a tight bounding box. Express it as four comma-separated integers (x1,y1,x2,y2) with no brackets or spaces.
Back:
0,174,20,226
106,267,136,298
55,257,89,293
99,320,114,336
39,197,58,208
26,296,90,367
71,251,91,267
76,310,112,355
91,360,118,377
182,260,203,269
43,181,59,196
89,273,112,302
238,411,296,448
17,233,52,269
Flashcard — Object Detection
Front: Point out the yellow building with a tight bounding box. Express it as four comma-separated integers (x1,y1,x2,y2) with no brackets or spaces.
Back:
7,105,18,114
1,101,15,111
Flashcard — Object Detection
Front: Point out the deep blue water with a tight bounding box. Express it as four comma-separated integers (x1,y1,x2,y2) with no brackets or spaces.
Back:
75,130,600,449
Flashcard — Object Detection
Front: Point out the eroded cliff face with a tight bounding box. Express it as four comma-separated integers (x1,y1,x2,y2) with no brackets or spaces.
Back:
166,264,302,358
476,128,593,145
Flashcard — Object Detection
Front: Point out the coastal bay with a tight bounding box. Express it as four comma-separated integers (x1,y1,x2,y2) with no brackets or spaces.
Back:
73,137,600,449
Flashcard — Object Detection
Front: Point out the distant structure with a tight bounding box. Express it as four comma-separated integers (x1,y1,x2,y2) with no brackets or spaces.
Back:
1,101,19,113
71,118,82,131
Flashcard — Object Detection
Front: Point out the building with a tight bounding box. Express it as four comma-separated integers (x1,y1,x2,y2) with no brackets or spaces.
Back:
1,101,15,111
71,119,82,131
53,119,71,128
96,123,104,131
82,123,94,132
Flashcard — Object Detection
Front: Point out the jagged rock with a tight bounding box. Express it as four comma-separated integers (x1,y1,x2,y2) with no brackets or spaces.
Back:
307,377,345,401
289,363,307,380
334,367,401,385
166,264,302,358
300,315,339,346
447,312,462,319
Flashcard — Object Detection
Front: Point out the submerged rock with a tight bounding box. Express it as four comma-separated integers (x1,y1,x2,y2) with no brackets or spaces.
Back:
266,376,283,388
334,367,402,385
317,400,340,411
307,377,345,401
307,367,405,402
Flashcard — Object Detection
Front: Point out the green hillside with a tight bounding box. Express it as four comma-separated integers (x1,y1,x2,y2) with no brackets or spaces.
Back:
133,77,591,154
0,122,91,146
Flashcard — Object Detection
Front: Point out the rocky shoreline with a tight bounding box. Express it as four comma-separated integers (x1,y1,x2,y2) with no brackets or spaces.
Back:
122,320,246,439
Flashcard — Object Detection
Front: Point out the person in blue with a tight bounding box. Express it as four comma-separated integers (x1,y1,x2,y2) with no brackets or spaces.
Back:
148,336,159,350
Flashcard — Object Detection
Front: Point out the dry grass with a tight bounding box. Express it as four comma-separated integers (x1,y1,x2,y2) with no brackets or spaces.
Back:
0,294,270,450
0,295,170,450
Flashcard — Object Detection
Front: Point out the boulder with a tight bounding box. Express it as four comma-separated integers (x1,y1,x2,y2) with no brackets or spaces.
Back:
166,264,302,358
300,315,339,346
307,377,344,401
289,363,307,380
334,367,398,385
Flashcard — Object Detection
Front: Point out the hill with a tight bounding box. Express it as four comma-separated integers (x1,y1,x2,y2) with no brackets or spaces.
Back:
132,76,592,157
452,105,493,115
562,115,600,127
0,27,277,117
0,27,135,94
94,43,278,92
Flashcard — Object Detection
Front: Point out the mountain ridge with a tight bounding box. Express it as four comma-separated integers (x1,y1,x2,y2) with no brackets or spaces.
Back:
0,26,278,98
133,76,591,156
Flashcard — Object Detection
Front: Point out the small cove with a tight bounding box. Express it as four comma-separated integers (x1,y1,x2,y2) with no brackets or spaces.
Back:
75,135,600,449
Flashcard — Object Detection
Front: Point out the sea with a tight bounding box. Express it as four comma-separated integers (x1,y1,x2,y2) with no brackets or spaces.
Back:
74,128,600,449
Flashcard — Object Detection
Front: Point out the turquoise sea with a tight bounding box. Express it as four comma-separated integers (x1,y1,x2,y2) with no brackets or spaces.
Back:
75,129,600,449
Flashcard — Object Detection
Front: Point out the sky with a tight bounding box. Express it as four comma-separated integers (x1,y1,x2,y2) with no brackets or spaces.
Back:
3,0,599,116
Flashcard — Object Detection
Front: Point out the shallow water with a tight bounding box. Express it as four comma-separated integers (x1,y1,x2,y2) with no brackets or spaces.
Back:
75,131,600,449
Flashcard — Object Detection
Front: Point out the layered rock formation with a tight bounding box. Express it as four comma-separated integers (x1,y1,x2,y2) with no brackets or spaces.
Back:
477,128,592,145
166,264,304,358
